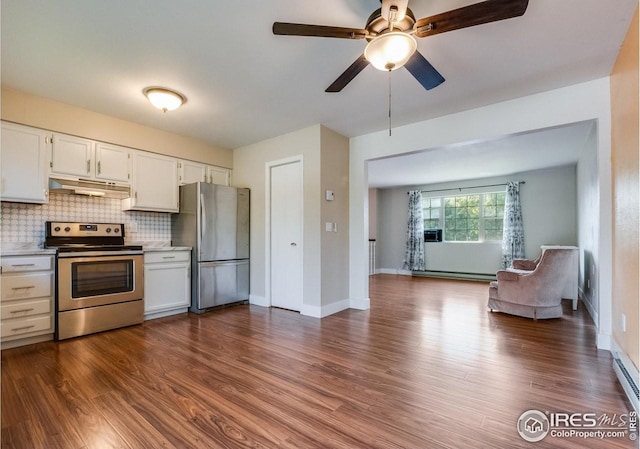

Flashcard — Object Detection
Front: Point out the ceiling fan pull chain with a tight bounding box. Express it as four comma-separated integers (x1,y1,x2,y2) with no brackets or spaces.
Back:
388,69,392,136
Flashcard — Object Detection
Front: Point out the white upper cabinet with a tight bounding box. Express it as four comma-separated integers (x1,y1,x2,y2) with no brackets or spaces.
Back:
51,133,94,178
207,166,230,186
178,160,207,185
1,122,50,204
95,142,131,183
51,133,130,185
123,151,178,212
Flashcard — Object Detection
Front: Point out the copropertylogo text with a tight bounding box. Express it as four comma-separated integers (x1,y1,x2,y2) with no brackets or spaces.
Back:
517,409,637,442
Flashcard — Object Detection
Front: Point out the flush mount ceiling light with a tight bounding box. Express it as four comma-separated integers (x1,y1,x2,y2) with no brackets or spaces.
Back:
143,87,187,112
364,31,417,71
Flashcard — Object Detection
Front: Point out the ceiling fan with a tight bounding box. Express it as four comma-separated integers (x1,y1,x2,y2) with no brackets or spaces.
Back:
273,0,529,93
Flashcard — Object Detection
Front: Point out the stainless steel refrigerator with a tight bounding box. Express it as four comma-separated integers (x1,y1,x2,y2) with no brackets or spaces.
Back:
171,183,249,313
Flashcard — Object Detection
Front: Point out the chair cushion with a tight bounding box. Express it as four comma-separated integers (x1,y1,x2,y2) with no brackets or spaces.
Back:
512,259,537,270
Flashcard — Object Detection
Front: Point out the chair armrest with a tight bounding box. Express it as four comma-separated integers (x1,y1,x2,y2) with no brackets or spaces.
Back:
512,259,536,270
497,270,519,281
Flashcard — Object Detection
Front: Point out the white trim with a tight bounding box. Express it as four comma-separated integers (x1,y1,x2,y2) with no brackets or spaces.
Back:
302,299,350,318
144,308,188,321
349,297,371,310
265,155,304,311
249,294,269,307
579,287,599,326
1,333,52,350
610,339,640,413
597,333,611,351
378,268,412,276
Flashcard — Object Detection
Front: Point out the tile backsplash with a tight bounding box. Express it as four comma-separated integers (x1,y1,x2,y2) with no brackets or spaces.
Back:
1,193,170,245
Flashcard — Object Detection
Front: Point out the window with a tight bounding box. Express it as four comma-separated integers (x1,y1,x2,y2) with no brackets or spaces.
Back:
423,197,441,229
422,191,506,242
482,192,505,241
444,195,480,241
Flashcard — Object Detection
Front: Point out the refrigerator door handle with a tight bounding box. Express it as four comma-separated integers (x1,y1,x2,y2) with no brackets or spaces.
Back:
200,193,206,242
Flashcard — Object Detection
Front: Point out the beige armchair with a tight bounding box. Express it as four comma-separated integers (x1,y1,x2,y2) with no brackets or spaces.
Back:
488,248,576,319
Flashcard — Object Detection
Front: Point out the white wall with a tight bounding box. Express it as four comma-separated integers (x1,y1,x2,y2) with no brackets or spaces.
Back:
376,165,578,275
577,122,600,322
350,78,612,348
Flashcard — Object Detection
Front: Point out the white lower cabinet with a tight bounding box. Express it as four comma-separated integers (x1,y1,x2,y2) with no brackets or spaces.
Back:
144,250,191,320
1,255,55,348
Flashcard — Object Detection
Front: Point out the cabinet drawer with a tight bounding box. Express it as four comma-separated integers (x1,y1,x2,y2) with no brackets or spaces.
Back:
1,273,52,301
145,251,191,264
1,256,53,273
1,314,52,338
1,298,51,320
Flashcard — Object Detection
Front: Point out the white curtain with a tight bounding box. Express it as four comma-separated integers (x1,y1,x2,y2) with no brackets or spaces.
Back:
501,181,525,268
403,190,426,271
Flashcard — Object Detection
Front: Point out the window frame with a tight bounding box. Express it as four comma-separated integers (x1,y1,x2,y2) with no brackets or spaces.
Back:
422,190,506,243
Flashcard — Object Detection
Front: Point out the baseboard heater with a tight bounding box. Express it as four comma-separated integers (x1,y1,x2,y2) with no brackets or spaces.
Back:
412,270,496,282
613,356,639,413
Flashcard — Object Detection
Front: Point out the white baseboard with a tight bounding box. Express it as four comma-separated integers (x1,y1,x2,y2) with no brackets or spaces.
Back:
249,294,269,307
301,299,350,319
597,332,611,350
350,297,371,310
610,338,639,412
579,287,599,326
144,307,188,321
377,268,412,276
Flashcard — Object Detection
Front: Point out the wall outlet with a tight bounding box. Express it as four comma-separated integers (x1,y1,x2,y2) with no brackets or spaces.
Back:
129,222,138,232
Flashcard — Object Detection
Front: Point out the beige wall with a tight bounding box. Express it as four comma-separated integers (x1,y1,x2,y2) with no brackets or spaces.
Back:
233,124,350,315
233,125,323,310
320,126,350,307
610,5,639,369
1,87,232,167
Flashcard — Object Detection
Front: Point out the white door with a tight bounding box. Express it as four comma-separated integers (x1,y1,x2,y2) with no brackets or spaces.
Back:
0,122,50,204
270,160,302,311
51,133,94,178
95,142,131,183
179,160,207,185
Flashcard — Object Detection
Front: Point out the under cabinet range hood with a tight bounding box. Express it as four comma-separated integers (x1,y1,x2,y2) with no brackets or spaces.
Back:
48,178,130,199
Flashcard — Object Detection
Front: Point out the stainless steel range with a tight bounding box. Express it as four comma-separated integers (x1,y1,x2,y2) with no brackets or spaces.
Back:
45,222,144,340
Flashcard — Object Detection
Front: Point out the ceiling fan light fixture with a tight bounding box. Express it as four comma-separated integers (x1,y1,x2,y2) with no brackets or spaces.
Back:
364,31,417,71
143,87,187,112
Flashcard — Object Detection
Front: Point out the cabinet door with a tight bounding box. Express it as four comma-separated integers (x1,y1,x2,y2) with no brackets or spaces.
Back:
95,143,131,183
178,160,206,185
207,166,230,186
144,261,190,315
51,133,94,178
129,152,178,212
0,122,50,203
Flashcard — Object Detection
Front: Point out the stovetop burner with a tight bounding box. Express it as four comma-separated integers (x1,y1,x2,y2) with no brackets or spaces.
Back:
45,221,141,253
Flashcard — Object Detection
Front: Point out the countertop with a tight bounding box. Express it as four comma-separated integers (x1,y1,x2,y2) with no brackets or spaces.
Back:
143,246,191,252
1,243,57,257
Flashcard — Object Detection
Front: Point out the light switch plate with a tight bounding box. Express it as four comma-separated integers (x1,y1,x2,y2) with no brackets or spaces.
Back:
325,190,334,201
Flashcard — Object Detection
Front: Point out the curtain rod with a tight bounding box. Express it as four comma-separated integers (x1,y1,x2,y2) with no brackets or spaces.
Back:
408,181,525,195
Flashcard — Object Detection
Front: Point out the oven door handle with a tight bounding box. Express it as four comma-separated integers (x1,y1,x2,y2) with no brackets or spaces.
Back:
57,250,144,258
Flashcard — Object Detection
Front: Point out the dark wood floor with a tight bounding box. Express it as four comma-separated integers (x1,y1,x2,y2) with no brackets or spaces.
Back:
1,275,635,449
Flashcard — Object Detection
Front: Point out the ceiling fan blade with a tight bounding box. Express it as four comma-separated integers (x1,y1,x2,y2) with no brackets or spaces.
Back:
404,51,445,91
326,54,369,92
273,22,368,39
414,0,529,38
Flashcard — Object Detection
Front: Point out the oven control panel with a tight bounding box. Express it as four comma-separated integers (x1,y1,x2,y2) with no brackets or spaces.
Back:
47,222,124,237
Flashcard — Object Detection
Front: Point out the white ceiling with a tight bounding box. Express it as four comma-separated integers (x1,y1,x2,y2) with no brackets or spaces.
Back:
367,120,595,188
1,0,636,186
